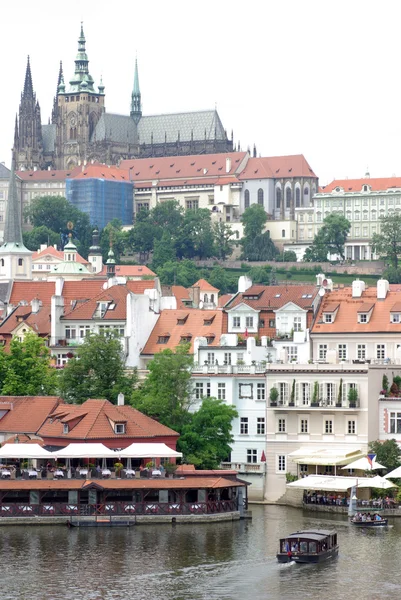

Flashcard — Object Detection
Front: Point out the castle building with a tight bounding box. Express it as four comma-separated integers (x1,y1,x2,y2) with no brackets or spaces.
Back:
14,25,233,172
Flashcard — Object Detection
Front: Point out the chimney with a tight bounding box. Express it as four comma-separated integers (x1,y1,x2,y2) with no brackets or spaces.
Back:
30,298,40,314
189,285,200,308
377,279,389,300
117,393,124,406
40,244,47,252
352,279,365,298
226,157,232,173
55,277,64,297
238,275,253,293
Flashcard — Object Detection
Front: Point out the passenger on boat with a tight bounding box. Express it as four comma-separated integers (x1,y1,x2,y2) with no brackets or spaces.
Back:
374,513,382,521
366,513,372,521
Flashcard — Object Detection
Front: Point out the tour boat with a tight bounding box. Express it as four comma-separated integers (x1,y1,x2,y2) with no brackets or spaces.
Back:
277,529,339,564
350,517,388,527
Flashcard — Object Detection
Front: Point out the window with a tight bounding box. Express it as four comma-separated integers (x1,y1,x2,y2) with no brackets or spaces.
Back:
282,229,286,238
57,353,68,366
300,383,310,405
277,455,286,472
245,316,254,328
286,187,291,208
293,317,302,332
269,319,275,328
157,336,170,344
257,188,264,206
79,325,91,339
359,313,367,323
207,352,215,365
63,424,69,434
233,316,241,328
114,423,126,434
300,418,308,433
325,383,335,405
185,200,199,210
240,417,249,434
218,383,226,400
304,187,309,197
391,313,401,323
357,344,366,360
274,187,282,211
244,190,250,209
324,313,333,323
206,382,211,397
257,383,265,400
319,344,327,360
295,187,301,207
390,412,401,434
300,464,308,474
237,352,244,362
277,418,286,433
338,344,348,360
324,419,333,434
347,420,356,434
376,344,386,359
65,327,76,339
18,258,23,267
247,449,257,464
283,346,298,361
278,382,289,405
194,383,204,400
257,418,265,435
224,353,231,365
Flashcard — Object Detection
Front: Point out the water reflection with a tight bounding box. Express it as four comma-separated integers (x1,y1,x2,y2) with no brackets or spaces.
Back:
0,507,401,599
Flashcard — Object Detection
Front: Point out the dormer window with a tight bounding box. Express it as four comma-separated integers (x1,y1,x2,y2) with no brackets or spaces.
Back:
357,302,374,323
63,424,69,434
114,423,125,434
324,314,333,323
391,313,401,323
180,336,192,343
359,313,367,323
157,336,170,344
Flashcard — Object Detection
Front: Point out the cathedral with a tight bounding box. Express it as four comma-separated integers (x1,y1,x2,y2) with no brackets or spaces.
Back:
14,25,234,171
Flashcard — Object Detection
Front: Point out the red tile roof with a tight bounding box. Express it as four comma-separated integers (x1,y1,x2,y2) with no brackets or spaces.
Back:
192,279,219,292
72,164,130,181
320,177,401,193
9,280,107,307
120,152,248,181
98,265,156,277
142,309,223,354
0,305,51,336
32,245,88,265
0,396,62,434
226,285,318,311
16,168,79,181
37,399,178,441
219,294,234,307
238,155,317,180
171,286,191,309
312,286,401,334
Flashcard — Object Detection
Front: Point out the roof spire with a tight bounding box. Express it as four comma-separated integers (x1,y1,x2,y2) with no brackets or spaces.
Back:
23,55,34,98
68,22,96,93
130,57,142,124
52,61,64,123
14,114,19,149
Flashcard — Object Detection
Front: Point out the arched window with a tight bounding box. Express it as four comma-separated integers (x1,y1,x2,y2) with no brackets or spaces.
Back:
0,259,4,267
244,190,250,209
18,258,23,267
304,187,309,197
210,294,215,303
276,187,281,209
295,187,301,207
286,187,291,208
257,188,264,206
204,294,208,303
282,229,285,238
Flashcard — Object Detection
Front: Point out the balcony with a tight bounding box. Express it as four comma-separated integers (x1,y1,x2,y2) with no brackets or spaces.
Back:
51,338,84,348
269,398,360,409
221,462,266,474
192,363,267,375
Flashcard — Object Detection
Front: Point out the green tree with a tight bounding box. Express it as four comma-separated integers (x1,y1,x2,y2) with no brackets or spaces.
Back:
127,211,158,262
208,266,230,294
247,265,271,285
131,344,193,430
178,397,238,469
305,214,350,261
152,230,176,269
372,214,401,268
156,259,201,287
242,231,278,261
213,222,234,260
382,266,401,284
23,226,60,252
283,250,297,262
368,439,401,473
150,200,184,237
59,330,137,404
303,231,329,262
1,333,58,396
99,219,127,263
241,204,268,238
175,209,215,259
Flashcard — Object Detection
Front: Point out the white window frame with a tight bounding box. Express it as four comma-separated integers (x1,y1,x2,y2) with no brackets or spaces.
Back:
217,383,226,400
347,419,356,435
376,344,386,359
357,344,366,360
240,417,249,435
257,417,265,435
299,418,309,433
389,412,401,434
318,344,327,360
277,455,286,473
194,382,204,400
247,449,258,464
324,419,333,434
207,352,215,365
257,383,265,400
114,423,125,434
391,313,401,323
293,316,302,332
358,313,368,323
245,316,254,328
338,344,348,360
324,313,333,323
277,417,286,433
233,316,241,328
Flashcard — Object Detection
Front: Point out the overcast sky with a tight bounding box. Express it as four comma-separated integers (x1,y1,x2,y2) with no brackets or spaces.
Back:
2,0,400,185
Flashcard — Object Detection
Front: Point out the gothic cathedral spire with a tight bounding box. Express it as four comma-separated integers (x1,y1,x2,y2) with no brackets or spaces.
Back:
130,58,142,124
51,61,63,124
15,56,43,171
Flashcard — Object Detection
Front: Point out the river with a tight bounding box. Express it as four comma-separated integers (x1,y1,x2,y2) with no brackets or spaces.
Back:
1,505,400,600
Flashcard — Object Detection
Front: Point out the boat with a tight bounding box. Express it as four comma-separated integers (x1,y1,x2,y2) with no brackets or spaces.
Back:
277,529,339,564
67,516,135,528
350,516,388,527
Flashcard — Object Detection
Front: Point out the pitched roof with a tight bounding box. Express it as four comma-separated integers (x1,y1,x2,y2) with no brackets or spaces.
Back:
320,177,401,193
37,398,178,441
238,155,317,180
192,279,219,292
0,396,62,434
0,305,51,336
9,280,106,307
120,152,247,181
142,309,223,354
138,109,227,145
32,245,88,265
16,167,80,181
71,164,130,181
171,285,191,309
225,285,318,311
312,286,401,334
98,265,156,277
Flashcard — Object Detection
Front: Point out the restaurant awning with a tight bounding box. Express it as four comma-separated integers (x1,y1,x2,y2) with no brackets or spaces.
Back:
118,443,182,458
51,443,117,459
287,474,364,492
0,443,54,459
288,447,365,466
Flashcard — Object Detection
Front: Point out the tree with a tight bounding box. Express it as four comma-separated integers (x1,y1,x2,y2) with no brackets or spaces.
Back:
131,344,193,430
1,333,58,396
175,209,215,260
59,331,137,404
241,231,278,261
369,439,401,473
213,222,234,260
241,204,268,239
178,398,238,469
156,259,201,287
99,219,127,262
126,212,158,262
372,214,401,268
283,250,297,262
303,231,329,262
23,226,60,252
208,266,230,294
152,230,176,269
247,265,271,285
305,214,350,261
150,200,184,238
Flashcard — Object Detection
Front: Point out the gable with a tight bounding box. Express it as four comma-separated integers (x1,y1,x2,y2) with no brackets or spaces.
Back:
227,303,260,314
274,302,307,314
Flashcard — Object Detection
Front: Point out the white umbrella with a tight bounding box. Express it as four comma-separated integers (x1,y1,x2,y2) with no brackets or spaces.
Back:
357,475,398,490
51,443,117,459
0,444,53,459
118,443,182,458
341,457,386,471
384,465,401,479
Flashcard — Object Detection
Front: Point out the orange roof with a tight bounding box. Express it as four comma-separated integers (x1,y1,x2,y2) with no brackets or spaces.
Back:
320,177,401,193
219,294,234,307
3,434,44,445
72,164,130,181
32,245,88,265
37,399,178,441
226,284,318,311
98,265,156,277
192,279,219,292
16,168,79,181
9,280,107,307
120,152,248,181
171,285,191,309
312,286,401,334
0,396,62,434
238,155,317,180
142,309,223,354
0,305,51,337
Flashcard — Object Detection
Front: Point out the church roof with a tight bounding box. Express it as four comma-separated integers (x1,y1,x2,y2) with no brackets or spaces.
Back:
138,109,226,145
91,113,137,145
0,164,11,179
42,124,57,153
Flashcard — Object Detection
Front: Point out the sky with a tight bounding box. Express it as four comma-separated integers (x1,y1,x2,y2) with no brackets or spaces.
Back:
2,0,401,185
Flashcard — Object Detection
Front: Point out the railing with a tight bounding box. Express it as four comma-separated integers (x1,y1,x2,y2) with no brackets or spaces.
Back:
0,500,237,518
221,462,264,473
270,398,360,408
192,364,267,374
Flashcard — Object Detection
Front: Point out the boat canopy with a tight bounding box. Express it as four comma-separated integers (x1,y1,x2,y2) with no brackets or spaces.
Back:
288,447,365,466
118,443,182,458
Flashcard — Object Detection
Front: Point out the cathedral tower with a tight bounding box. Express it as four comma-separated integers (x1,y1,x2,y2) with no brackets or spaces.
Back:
15,57,43,171
130,58,142,124
54,24,105,169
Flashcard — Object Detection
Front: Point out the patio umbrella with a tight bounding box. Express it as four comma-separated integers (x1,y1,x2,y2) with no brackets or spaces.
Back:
341,456,386,471
357,475,398,490
384,465,401,479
